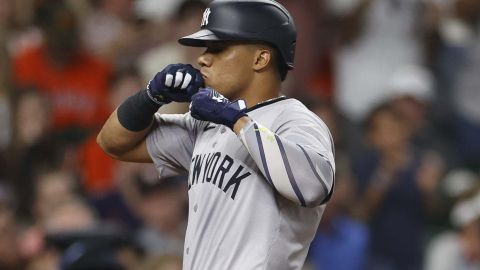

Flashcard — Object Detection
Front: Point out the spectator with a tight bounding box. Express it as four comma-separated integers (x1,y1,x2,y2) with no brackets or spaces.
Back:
32,169,80,225
81,0,155,69
42,198,98,234
25,198,101,270
424,191,480,270
12,90,51,148
7,90,68,218
326,0,439,122
81,0,136,57
19,169,101,270
133,172,188,257
385,65,434,138
431,0,480,169
384,65,453,179
12,0,111,138
354,103,444,270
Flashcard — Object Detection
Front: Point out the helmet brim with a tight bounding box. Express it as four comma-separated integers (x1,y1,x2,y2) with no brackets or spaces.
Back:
178,29,220,47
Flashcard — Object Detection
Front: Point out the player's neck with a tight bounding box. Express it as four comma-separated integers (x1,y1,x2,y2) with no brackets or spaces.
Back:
242,74,282,108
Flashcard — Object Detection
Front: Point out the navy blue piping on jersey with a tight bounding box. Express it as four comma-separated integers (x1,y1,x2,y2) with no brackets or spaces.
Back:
320,158,335,204
253,123,278,191
246,96,287,112
297,144,330,197
275,135,307,207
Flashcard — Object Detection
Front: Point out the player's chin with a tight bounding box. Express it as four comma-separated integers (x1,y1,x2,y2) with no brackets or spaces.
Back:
203,81,219,91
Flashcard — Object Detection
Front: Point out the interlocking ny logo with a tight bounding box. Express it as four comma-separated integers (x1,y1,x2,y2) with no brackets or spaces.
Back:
201,8,211,26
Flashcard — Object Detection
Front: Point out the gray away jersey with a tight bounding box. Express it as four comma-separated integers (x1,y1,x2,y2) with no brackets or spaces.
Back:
146,97,335,270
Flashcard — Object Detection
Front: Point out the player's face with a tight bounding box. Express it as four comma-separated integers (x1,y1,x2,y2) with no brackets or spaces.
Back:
197,41,256,100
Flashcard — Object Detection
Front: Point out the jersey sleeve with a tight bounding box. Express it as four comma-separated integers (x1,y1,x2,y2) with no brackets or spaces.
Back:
238,109,335,207
146,112,199,178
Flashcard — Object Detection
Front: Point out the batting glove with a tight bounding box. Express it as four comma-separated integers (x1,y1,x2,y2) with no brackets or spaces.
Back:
146,64,204,104
190,88,247,129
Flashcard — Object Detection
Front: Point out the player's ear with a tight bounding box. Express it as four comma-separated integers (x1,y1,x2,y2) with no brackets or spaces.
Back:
252,48,272,71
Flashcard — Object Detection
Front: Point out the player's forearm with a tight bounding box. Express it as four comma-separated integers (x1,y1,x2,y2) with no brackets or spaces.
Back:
97,109,153,158
236,118,335,207
97,89,161,159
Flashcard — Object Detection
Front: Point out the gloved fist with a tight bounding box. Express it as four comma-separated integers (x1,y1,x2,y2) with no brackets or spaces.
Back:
146,64,204,104
190,88,247,129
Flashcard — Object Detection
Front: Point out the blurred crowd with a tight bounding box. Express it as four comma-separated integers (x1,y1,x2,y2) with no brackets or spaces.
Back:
0,0,479,269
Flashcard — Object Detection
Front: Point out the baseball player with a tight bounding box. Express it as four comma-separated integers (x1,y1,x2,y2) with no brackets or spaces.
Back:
97,0,335,269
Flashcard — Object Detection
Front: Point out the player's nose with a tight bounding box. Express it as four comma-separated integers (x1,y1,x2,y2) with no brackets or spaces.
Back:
197,52,212,68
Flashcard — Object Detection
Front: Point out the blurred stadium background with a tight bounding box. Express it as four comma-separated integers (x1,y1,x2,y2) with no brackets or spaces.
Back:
0,0,479,269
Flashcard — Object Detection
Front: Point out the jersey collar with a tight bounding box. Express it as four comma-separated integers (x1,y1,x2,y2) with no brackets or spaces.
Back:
246,96,287,112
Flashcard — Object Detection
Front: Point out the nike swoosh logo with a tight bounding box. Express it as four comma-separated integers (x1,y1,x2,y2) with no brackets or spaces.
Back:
203,124,216,132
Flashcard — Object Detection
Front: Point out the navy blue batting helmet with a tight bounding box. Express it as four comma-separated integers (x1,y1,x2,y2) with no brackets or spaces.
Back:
178,0,297,69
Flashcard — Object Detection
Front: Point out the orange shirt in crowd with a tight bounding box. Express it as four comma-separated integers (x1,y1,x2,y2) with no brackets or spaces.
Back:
79,134,117,195
12,45,111,130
